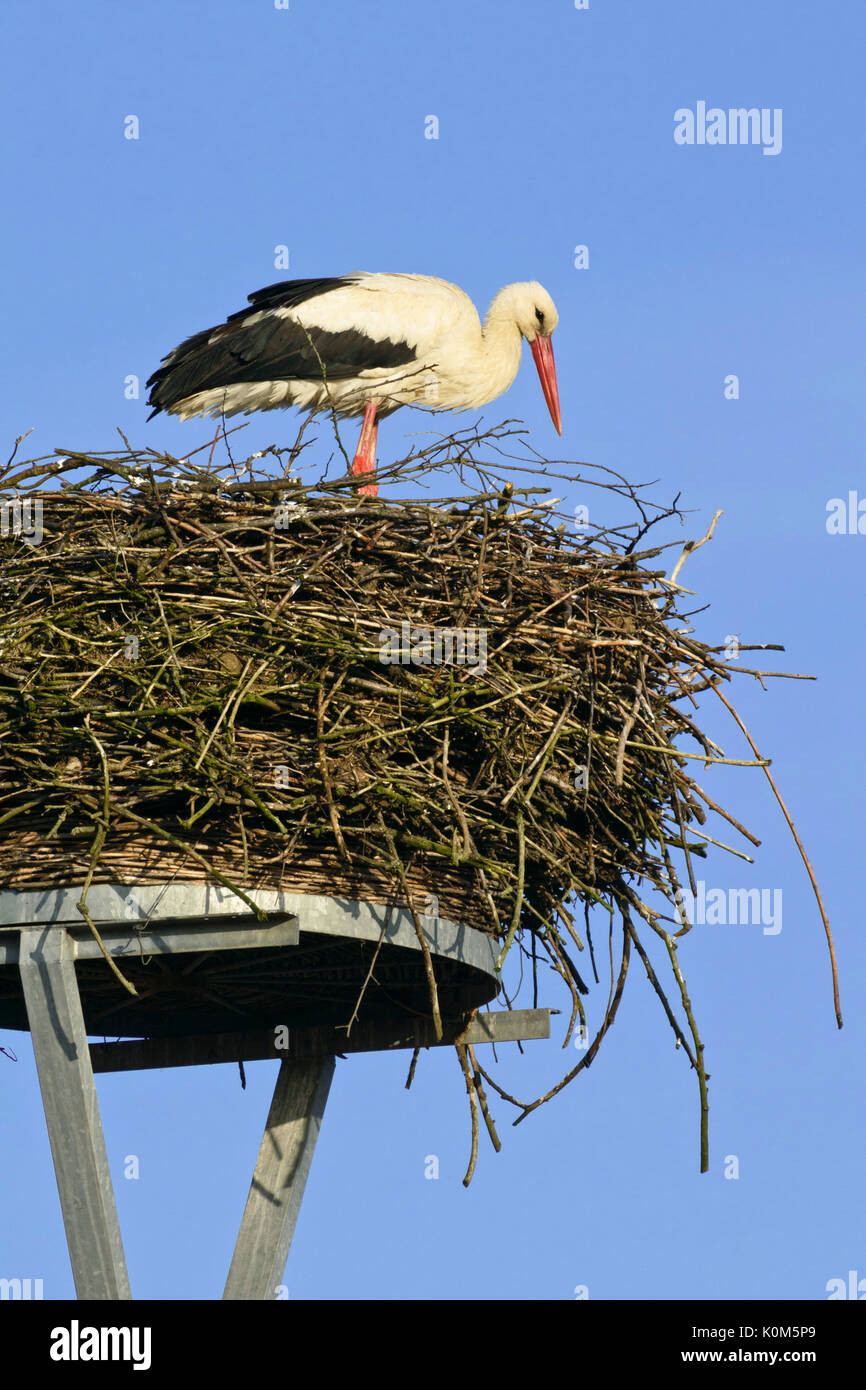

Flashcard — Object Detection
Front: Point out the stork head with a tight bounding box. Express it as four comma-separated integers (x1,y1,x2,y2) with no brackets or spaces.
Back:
490,281,562,436
503,281,560,342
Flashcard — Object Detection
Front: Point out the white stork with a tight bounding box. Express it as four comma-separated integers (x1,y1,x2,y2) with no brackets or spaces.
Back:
147,273,562,496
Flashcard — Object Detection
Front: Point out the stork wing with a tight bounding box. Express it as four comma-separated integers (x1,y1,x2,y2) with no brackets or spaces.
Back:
146,275,425,418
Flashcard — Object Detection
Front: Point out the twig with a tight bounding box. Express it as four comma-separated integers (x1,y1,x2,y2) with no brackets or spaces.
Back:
455,1043,480,1186
668,510,724,587
77,717,138,996
494,809,525,972
712,683,842,1029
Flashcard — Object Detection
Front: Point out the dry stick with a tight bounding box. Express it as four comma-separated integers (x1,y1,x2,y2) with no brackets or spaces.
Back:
0,799,42,827
555,918,590,1042
473,863,503,937
344,902,394,1038
405,1047,421,1089
441,727,472,855
523,721,574,810
604,896,617,1019
180,422,248,463
694,830,754,863
192,657,255,771
674,940,709,1174
690,778,762,847
377,813,443,1041
531,927,538,1008
151,590,188,700
3,428,34,473
661,751,698,898
189,517,266,604
77,717,138,996
659,837,692,940
722,667,814,682
623,918,698,1068
635,684,699,898
206,422,224,471
712,683,842,1029
238,809,249,881
545,932,581,1048
237,782,289,836
317,675,351,862
614,681,642,787
455,1043,480,1186
493,808,526,972
70,649,120,701
467,1043,502,1152
622,741,767,767
510,923,632,1125
622,887,709,1171
667,509,724,588
502,696,573,808
470,1059,526,1112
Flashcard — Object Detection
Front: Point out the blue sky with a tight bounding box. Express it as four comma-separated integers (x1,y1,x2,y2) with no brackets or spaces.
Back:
1,1,864,1301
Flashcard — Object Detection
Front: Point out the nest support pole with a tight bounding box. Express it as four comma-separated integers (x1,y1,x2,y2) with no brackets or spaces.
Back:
17,926,132,1300
3,886,551,1299
13,920,342,1301
223,1054,336,1301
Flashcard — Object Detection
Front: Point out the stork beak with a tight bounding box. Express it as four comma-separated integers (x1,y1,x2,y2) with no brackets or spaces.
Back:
530,333,562,436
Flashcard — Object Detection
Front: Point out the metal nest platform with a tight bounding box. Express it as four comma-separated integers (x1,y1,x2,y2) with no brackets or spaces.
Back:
0,883,550,1300
0,883,501,1037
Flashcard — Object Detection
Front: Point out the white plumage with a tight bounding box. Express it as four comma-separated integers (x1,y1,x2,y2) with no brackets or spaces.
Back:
148,273,562,495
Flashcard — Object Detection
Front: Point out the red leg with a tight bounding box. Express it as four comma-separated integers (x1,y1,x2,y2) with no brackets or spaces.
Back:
352,400,379,498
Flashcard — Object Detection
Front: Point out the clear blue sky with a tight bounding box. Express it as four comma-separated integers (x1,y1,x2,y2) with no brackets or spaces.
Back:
2,0,864,1301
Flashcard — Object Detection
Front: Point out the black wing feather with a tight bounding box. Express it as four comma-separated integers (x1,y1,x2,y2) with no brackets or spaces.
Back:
146,276,416,418
235,277,357,316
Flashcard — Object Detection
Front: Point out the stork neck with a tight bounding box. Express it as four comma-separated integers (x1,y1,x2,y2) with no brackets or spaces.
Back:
482,309,522,347
476,295,523,401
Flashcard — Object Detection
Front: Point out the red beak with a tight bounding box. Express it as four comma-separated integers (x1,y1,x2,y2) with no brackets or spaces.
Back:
530,333,562,436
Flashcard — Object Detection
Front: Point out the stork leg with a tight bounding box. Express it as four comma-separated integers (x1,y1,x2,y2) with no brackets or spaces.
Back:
352,400,379,498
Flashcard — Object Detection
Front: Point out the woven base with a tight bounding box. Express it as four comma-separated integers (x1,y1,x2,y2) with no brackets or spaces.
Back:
0,827,494,934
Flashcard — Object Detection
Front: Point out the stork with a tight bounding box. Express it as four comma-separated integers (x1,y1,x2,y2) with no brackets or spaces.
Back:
146,273,562,497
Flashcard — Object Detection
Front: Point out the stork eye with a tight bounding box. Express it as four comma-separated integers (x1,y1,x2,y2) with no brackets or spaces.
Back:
535,307,545,328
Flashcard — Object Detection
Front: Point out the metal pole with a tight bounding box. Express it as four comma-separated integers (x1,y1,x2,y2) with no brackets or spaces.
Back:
223,1056,335,1300
17,927,131,1300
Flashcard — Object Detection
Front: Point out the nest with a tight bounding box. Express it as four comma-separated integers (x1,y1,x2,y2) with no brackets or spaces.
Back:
0,421,836,1177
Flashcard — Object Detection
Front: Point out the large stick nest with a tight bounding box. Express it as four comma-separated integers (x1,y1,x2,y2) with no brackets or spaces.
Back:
0,422,828,1173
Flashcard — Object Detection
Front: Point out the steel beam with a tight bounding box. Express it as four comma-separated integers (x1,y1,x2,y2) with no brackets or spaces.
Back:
223,1056,335,1301
0,916,299,964
3,895,518,1300
0,885,499,978
89,1008,553,1073
17,927,131,1300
